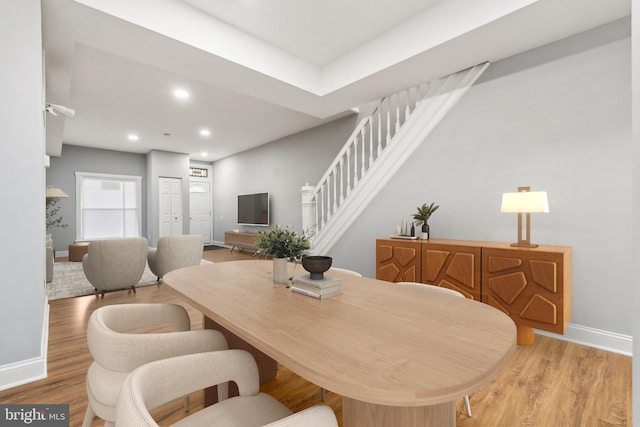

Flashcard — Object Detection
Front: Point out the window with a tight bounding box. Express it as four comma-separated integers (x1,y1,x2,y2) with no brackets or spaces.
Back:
75,172,142,241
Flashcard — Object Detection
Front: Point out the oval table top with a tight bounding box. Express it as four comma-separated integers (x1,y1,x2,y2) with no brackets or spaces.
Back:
164,259,516,407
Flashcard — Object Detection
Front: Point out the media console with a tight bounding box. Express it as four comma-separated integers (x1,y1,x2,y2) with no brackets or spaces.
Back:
224,231,258,252
376,238,572,345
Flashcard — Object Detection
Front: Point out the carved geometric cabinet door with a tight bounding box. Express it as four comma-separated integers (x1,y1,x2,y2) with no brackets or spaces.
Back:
422,242,481,300
482,246,572,335
376,240,422,282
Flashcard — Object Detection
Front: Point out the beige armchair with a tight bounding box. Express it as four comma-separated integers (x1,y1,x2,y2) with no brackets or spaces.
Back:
83,303,228,427
116,349,338,427
82,237,148,297
147,234,204,281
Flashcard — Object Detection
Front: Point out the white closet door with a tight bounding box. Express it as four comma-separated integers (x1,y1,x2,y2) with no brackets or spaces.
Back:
159,177,183,237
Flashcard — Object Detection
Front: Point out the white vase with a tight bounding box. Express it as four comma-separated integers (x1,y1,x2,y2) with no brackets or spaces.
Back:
272,258,289,285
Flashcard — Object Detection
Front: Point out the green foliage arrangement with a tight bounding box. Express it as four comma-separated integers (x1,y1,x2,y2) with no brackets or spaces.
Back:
412,202,439,225
255,225,311,262
46,197,68,232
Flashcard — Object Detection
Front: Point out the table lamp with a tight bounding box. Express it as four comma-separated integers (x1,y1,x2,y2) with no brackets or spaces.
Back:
46,186,69,198
500,186,548,248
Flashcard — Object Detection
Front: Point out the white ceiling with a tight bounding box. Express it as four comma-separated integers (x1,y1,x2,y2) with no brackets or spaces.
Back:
41,0,630,162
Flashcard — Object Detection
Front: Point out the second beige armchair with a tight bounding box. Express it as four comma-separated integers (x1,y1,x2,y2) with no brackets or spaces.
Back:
82,237,148,297
147,234,204,281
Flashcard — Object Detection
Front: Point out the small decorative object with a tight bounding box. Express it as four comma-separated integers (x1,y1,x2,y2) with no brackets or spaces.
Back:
412,202,439,240
272,258,289,284
255,225,311,284
302,256,332,280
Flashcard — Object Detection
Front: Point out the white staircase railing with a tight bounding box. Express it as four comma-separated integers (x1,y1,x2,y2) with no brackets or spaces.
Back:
302,62,490,254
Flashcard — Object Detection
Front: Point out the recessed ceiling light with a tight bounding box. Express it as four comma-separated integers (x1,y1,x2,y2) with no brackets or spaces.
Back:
173,88,190,100
199,129,211,137
127,134,139,141
200,152,208,157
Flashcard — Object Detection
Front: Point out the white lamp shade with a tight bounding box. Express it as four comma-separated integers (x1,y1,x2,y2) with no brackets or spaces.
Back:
46,186,70,198
500,191,549,213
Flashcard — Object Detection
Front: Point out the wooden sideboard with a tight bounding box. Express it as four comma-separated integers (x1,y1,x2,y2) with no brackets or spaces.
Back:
224,231,258,251
376,238,572,345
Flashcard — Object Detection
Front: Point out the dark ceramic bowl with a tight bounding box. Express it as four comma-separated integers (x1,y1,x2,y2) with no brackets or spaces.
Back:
302,256,333,280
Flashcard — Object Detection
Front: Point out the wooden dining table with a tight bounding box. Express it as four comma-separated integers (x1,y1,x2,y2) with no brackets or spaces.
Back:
164,259,516,426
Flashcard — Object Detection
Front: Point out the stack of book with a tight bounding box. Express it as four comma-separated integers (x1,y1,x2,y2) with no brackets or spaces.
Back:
290,275,343,299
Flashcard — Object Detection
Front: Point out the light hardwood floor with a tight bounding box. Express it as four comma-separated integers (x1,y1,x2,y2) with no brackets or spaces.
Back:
0,248,631,426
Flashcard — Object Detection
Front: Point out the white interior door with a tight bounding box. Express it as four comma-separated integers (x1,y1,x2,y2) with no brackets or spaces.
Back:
159,177,183,237
190,181,212,244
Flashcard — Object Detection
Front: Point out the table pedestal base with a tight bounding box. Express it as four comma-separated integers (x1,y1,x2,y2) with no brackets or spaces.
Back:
343,397,455,427
204,316,278,405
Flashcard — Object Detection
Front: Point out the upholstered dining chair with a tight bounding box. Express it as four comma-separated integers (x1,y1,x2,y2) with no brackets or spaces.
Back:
398,281,473,417
82,237,148,297
316,266,362,402
147,234,204,281
329,267,362,277
116,349,339,427
83,303,228,427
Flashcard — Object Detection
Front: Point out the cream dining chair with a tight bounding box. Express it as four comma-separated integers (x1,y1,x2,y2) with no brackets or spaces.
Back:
397,281,473,417
319,266,362,402
115,350,339,427
329,267,362,277
83,303,228,427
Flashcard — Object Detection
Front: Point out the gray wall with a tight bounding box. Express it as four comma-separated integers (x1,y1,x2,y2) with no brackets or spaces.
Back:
330,19,631,336
212,19,632,344
0,0,47,375
46,145,147,252
211,114,358,241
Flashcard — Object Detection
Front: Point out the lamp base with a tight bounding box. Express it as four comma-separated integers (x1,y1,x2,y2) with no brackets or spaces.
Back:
510,242,539,248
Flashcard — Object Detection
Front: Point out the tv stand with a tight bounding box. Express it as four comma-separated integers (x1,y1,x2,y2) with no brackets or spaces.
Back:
224,231,258,252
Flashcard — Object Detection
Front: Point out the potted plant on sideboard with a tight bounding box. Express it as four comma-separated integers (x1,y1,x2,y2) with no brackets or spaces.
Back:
412,202,439,240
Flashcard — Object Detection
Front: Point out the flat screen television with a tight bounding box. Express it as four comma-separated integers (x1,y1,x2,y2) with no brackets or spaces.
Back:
237,192,270,226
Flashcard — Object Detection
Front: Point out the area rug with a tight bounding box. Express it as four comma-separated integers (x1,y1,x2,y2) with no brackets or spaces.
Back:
47,260,210,300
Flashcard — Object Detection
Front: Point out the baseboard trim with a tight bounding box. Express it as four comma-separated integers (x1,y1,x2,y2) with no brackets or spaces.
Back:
56,250,69,257
0,302,49,391
212,240,227,248
536,323,632,356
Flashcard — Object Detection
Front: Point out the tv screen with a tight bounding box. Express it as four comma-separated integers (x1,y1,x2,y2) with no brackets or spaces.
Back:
237,192,269,226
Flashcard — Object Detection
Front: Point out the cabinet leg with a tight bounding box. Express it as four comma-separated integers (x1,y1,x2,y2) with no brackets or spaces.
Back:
517,325,535,345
